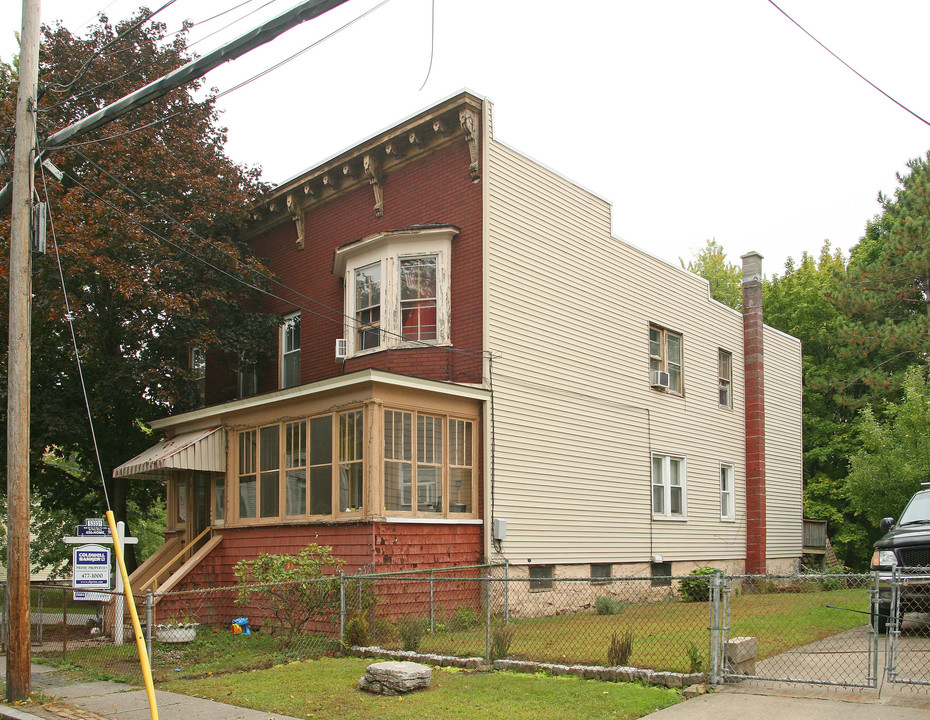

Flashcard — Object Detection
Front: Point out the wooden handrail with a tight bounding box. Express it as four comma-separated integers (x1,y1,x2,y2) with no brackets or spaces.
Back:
137,526,213,595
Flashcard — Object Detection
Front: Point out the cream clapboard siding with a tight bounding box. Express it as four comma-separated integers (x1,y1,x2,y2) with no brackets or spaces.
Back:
763,326,803,558
485,138,765,566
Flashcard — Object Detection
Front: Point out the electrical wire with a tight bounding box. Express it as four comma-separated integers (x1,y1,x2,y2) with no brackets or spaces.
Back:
417,0,435,92
38,161,112,508
46,0,180,95
42,0,395,152
767,0,930,128
39,0,275,118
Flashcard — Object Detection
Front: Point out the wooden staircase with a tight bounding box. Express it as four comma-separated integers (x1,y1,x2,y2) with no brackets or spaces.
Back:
129,527,223,598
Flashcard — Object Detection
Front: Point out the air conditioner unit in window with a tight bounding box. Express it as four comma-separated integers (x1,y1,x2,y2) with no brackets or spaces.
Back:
335,338,347,361
651,370,670,389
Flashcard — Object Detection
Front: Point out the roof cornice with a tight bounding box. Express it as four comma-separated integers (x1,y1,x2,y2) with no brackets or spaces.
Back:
249,92,483,247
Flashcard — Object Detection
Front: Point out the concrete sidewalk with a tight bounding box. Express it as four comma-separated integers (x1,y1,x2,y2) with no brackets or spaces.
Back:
0,661,301,720
1,658,929,720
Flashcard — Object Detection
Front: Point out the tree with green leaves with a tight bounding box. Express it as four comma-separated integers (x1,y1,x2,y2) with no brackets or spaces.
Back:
0,11,276,568
762,244,874,566
845,365,930,527
681,239,742,310
830,152,930,408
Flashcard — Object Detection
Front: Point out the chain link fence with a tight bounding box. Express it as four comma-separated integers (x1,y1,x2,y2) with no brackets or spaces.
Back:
3,568,928,690
885,566,930,687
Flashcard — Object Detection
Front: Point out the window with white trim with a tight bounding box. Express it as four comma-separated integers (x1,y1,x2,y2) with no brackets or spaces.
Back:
652,453,686,519
718,349,732,408
649,325,683,394
333,226,456,356
720,463,735,521
354,263,381,350
281,312,300,388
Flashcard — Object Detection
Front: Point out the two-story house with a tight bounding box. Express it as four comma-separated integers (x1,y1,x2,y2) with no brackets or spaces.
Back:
115,92,802,597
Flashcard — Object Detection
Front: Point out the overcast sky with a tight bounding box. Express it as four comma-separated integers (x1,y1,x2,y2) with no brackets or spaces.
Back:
3,0,930,276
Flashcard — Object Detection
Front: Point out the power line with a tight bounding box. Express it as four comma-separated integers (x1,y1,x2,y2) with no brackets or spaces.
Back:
45,0,180,95
767,0,930,128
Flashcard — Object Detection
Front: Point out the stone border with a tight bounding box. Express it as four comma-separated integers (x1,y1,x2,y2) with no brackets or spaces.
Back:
349,646,706,688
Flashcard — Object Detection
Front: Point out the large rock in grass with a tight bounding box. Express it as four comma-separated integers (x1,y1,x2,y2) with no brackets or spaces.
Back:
359,661,432,696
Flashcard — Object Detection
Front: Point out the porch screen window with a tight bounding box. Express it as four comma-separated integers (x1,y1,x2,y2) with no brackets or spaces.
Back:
339,410,364,512
449,419,473,513
355,263,381,350
259,425,280,518
400,256,437,341
309,415,333,515
285,421,307,516
418,415,442,512
238,430,257,519
281,313,300,388
384,410,413,511
213,477,225,522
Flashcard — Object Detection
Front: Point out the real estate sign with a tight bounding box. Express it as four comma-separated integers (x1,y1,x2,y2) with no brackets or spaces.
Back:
72,543,111,601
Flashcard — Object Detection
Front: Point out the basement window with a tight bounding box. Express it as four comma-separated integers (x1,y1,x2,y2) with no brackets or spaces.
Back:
529,565,554,591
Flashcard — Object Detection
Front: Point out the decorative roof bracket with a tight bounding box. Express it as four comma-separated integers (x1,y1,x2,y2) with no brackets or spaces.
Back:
363,154,384,218
286,193,305,250
459,108,480,180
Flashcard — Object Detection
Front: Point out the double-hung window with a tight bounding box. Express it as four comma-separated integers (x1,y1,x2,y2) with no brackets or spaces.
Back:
355,263,381,350
718,349,732,408
400,256,438,341
652,453,686,519
649,325,683,394
281,312,301,388
333,226,456,356
720,463,735,521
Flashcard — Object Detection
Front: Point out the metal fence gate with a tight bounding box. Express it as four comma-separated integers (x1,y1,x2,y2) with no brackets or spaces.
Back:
884,566,930,687
710,572,879,688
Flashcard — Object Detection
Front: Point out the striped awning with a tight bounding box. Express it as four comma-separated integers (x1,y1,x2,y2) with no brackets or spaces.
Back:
113,426,225,480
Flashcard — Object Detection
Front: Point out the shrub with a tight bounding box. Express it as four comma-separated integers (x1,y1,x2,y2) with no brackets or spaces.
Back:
398,617,427,652
344,614,369,648
595,596,624,615
817,568,848,591
607,629,633,666
490,624,515,661
448,606,481,631
678,566,719,602
233,544,345,645
686,642,704,674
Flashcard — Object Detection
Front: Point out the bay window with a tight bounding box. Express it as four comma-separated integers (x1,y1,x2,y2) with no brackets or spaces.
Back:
333,226,456,356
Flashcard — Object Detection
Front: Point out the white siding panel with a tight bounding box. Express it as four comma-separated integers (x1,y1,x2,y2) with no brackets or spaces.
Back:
764,327,804,559
485,140,788,566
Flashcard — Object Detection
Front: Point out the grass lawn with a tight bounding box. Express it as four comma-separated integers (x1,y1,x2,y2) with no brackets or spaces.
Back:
160,657,682,720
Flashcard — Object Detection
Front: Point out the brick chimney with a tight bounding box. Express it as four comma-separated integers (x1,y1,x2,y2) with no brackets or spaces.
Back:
741,251,766,575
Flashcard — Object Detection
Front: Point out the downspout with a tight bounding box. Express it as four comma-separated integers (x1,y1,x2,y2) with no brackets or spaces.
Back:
741,252,766,575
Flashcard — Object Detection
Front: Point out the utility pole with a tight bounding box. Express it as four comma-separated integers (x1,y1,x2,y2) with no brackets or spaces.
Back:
6,0,41,701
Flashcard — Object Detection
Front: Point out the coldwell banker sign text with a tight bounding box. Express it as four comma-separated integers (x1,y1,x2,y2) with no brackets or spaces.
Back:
72,543,111,601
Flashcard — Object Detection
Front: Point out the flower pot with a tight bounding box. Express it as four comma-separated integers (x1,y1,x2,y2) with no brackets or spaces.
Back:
155,623,198,643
